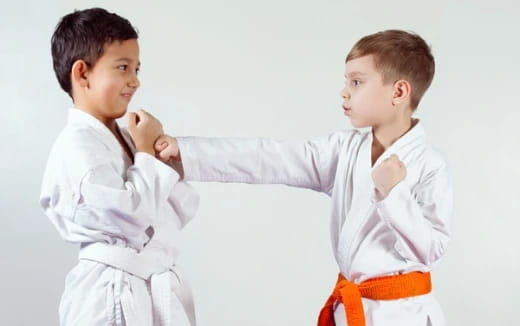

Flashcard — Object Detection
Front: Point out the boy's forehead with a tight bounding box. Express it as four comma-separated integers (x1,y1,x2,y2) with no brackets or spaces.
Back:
103,39,140,61
344,55,377,76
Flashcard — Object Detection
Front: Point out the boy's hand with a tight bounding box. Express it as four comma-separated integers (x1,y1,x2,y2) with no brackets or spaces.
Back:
127,109,164,156
372,154,407,199
154,135,180,163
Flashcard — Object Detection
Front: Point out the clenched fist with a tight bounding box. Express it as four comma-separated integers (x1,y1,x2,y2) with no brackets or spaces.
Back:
154,135,180,162
127,109,164,156
372,154,407,199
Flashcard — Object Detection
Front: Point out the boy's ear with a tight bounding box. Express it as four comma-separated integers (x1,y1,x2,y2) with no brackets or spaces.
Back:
71,59,90,89
391,79,411,106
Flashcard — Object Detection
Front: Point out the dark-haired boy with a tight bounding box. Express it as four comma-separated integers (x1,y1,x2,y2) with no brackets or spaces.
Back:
40,8,199,326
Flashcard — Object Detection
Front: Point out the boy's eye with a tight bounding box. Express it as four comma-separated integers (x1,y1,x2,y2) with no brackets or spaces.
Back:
351,80,361,86
117,65,129,71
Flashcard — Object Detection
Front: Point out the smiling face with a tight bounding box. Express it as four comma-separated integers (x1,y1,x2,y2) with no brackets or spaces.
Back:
74,39,141,124
340,55,396,128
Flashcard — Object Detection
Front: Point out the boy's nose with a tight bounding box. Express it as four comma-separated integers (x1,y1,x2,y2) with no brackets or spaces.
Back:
340,87,350,99
128,75,140,89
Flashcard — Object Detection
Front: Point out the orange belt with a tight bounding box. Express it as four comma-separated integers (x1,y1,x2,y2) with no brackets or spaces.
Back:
317,272,431,326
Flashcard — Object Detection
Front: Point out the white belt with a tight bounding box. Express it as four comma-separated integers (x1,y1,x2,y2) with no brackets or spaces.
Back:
79,242,196,326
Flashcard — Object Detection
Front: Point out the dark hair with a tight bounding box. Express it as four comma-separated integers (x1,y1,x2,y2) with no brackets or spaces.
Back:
51,8,138,99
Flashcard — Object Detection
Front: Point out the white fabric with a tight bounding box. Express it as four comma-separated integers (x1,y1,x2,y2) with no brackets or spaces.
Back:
79,242,196,326
40,108,199,326
177,121,452,326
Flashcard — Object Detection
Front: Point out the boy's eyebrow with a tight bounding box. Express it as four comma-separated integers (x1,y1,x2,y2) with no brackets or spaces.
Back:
115,57,141,67
345,71,367,78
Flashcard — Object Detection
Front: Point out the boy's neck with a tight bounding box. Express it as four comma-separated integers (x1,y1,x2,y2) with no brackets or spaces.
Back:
372,117,413,150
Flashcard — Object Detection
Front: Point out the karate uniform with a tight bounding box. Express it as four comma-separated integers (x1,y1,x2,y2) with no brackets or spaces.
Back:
40,109,199,326
176,120,452,326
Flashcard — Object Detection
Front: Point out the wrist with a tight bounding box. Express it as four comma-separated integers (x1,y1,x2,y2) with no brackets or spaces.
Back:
136,144,155,156
375,186,391,200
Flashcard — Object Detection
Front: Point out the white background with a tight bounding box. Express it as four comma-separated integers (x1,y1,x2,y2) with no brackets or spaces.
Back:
1,0,519,325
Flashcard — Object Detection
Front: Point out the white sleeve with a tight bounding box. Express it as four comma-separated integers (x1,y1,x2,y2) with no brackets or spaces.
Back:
166,181,200,229
176,133,344,194
77,153,180,235
374,164,453,266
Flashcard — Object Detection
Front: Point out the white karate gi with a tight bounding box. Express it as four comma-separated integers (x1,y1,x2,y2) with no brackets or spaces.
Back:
176,121,452,326
40,109,199,326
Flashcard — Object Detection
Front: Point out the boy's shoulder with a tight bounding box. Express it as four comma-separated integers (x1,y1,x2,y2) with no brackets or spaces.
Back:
424,142,448,164
407,136,450,188
415,125,449,170
46,112,116,178
56,121,111,157
400,121,449,171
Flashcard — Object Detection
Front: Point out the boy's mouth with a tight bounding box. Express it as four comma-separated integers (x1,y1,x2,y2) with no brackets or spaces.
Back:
121,92,134,100
343,105,352,115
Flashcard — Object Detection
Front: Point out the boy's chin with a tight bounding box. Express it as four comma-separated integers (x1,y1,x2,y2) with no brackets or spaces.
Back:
349,119,371,129
114,106,128,119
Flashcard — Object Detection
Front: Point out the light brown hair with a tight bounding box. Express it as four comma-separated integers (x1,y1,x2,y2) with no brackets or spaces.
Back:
346,30,435,109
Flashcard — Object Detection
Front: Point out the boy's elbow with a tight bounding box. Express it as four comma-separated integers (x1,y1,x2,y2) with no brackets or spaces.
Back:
427,232,451,265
